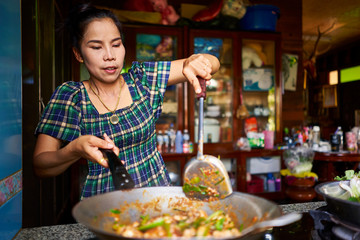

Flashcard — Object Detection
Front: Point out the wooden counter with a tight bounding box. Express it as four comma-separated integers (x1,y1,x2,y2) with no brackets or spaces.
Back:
312,151,360,182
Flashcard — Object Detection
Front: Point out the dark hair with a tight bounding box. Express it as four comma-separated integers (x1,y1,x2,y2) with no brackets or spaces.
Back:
64,3,123,50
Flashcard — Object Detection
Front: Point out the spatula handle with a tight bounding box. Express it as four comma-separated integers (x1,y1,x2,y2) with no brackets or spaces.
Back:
196,78,206,160
196,78,207,100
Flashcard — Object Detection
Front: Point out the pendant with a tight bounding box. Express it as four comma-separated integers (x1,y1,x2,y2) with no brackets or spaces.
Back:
109,114,119,125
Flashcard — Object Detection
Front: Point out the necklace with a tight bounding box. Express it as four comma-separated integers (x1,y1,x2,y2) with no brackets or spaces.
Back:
89,79,123,125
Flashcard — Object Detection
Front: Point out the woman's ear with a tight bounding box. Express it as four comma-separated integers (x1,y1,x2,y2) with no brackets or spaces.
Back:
72,47,84,63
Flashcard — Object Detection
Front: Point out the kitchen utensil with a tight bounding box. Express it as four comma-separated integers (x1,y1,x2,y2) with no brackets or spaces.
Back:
183,78,232,200
72,186,300,240
236,87,249,119
315,181,360,227
100,149,135,190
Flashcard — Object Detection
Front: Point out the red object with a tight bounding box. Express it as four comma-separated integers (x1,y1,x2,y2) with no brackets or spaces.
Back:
247,175,264,193
192,0,224,22
121,0,153,12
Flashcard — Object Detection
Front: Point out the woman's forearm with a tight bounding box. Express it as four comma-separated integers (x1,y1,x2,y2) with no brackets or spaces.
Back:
33,137,81,177
168,54,220,86
33,134,115,177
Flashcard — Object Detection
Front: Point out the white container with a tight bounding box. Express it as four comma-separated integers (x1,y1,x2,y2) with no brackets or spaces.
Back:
195,118,220,143
246,156,281,174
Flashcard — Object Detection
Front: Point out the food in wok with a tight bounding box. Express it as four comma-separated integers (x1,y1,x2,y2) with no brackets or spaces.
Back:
183,166,224,200
334,170,360,202
110,208,242,238
72,187,285,240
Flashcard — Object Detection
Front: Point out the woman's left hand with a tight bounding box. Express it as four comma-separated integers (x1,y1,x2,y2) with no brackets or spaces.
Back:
182,54,213,94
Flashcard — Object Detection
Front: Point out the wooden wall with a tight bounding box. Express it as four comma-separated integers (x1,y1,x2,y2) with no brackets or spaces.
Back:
310,39,360,139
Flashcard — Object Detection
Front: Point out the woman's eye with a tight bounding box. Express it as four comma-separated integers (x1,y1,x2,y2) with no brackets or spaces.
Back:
113,44,121,48
91,46,101,50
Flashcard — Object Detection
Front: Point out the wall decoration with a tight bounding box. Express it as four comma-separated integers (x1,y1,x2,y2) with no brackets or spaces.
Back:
322,85,337,108
282,53,298,91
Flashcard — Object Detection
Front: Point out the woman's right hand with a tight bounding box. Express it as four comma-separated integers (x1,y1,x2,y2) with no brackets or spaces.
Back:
71,133,120,168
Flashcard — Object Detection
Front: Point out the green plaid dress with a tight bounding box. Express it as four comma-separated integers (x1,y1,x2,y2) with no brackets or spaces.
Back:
35,61,172,199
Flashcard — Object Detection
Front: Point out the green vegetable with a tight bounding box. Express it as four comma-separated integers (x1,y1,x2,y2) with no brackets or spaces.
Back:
110,208,121,214
112,221,124,231
191,176,201,184
177,220,190,230
215,218,225,231
140,215,150,225
239,223,244,232
164,222,172,237
138,218,165,231
215,177,225,186
334,170,356,180
206,210,224,223
200,168,207,177
192,217,206,229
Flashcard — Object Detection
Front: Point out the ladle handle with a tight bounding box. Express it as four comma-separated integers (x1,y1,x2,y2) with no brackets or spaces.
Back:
196,78,206,160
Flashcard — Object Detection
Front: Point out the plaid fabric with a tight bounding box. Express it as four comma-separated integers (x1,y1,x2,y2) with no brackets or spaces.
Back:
35,61,172,199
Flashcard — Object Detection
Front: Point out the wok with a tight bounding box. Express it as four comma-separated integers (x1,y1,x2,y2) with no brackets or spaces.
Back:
72,186,298,240
315,181,360,227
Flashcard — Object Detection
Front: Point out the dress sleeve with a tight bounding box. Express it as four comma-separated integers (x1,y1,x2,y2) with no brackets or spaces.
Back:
131,61,171,121
35,82,82,142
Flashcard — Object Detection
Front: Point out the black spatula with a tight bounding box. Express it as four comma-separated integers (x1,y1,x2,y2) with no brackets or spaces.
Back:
100,149,135,190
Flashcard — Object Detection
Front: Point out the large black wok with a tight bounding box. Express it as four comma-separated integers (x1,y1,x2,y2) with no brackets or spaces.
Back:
72,186,288,240
315,181,360,227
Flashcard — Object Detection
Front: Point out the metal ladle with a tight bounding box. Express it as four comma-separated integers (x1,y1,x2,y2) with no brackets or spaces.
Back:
183,78,233,200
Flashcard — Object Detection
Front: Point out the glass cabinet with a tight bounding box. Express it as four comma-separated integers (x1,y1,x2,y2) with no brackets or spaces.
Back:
241,39,277,132
122,25,185,132
188,30,238,150
240,34,282,142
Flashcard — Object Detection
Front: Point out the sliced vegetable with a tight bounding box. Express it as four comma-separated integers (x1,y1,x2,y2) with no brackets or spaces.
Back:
206,210,224,223
138,218,165,231
215,177,225,186
191,176,201,184
140,215,150,225
110,208,121,214
215,218,225,231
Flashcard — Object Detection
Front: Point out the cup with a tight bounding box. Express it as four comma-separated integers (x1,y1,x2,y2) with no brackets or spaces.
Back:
263,130,274,149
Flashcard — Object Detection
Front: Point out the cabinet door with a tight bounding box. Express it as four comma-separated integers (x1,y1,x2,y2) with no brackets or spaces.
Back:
188,30,238,150
122,25,185,132
240,33,282,142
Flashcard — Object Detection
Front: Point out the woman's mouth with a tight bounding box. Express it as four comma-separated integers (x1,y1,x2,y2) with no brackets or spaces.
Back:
104,66,117,74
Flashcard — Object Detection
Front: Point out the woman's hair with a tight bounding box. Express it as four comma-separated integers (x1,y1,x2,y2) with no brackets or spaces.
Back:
64,3,123,50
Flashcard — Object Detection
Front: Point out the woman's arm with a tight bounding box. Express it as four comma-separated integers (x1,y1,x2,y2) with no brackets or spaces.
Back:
168,54,220,93
33,133,118,177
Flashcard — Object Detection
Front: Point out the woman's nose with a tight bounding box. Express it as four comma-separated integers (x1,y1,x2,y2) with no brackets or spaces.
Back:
103,47,116,61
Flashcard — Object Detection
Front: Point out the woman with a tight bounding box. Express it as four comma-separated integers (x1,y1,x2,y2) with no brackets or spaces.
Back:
33,3,220,199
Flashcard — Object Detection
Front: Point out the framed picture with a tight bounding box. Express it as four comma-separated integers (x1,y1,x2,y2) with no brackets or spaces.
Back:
282,53,299,91
322,85,337,108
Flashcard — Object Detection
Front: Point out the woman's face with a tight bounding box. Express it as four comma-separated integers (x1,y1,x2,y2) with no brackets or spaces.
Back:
75,18,125,83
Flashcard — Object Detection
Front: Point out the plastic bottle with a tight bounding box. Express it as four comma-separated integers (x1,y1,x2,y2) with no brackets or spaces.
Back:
298,132,303,146
312,126,320,144
175,130,183,153
182,129,190,153
275,178,281,191
162,130,169,153
168,124,176,153
157,130,163,153
336,126,344,151
267,173,275,192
